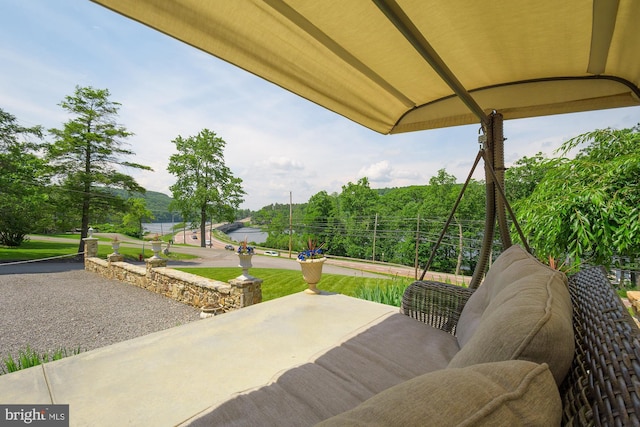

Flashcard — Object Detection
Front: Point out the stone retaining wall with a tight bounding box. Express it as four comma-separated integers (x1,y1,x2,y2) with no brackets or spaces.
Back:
83,239,261,313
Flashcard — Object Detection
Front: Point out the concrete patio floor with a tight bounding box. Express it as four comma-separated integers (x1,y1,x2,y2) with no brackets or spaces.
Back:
0,291,399,426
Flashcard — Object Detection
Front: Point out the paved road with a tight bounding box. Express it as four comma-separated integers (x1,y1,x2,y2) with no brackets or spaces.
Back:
11,234,470,284
5,235,387,279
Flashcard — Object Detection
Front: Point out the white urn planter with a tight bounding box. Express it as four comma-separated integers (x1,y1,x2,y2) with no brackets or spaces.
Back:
237,253,254,280
150,241,163,259
297,257,326,294
200,304,224,318
111,241,120,255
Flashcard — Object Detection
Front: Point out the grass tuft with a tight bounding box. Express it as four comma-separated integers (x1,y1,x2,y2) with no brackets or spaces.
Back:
354,280,407,307
1,346,83,375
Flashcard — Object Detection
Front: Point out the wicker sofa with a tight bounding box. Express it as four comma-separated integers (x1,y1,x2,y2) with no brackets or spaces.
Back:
188,245,640,426
321,248,640,427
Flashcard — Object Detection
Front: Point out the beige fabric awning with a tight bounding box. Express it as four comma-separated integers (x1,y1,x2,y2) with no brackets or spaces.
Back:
91,0,640,134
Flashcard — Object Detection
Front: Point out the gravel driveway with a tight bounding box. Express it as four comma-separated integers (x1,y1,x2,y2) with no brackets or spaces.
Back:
0,262,200,362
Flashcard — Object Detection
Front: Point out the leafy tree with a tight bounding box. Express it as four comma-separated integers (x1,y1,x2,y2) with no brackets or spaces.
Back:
167,129,245,247
0,108,48,246
425,169,457,215
253,202,305,253
337,177,379,259
250,169,489,275
47,86,151,253
420,170,459,272
121,198,155,238
505,152,556,203
454,179,486,275
373,186,429,268
302,191,337,249
517,125,640,270
264,209,291,250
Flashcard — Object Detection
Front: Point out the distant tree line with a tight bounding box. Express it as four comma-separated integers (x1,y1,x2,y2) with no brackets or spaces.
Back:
251,124,640,278
252,172,488,275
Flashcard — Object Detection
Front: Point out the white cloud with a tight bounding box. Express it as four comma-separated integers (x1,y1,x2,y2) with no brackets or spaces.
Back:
1,1,639,211
358,160,393,183
259,157,305,173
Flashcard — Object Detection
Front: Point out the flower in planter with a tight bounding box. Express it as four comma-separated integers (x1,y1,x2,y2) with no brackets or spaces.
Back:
237,237,254,255
297,239,326,261
111,235,119,242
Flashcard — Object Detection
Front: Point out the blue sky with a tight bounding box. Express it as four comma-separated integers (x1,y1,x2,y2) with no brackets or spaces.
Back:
2,1,639,210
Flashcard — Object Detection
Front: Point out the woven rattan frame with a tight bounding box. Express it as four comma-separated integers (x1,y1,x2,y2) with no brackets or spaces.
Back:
560,266,640,427
401,267,640,426
401,280,474,335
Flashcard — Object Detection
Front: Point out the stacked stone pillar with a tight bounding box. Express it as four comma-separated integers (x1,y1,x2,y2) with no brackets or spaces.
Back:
228,277,263,308
82,236,98,259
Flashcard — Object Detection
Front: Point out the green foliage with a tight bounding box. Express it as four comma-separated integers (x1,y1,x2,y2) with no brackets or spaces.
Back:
0,108,49,246
1,346,82,375
46,86,152,249
336,178,379,259
505,152,556,203
517,125,640,268
167,129,245,247
121,198,154,238
303,191,337,249
0,237,198,262
109,189,181,223
251,171,487,275
177,266,413,302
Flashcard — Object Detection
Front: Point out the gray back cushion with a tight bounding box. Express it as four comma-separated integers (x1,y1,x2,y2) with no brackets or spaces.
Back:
448,245,574,385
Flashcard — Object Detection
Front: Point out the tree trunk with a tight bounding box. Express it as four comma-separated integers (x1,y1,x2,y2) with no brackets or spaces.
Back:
78,139,92,255
200,206,207,248
78,121,93,256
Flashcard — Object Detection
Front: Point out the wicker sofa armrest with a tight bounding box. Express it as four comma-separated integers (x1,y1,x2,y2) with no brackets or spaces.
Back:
401,280,475,335
560,266,640,427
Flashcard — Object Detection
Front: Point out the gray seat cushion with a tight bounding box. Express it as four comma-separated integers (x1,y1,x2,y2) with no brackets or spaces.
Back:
186,313,459,426
316,360,561,427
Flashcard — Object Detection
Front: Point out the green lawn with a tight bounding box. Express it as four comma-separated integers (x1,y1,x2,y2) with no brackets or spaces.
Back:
176,267,413,302
0,239,197,262
2,236,412,304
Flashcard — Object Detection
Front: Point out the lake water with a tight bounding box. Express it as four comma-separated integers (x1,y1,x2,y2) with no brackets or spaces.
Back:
226,227,267,244
142,223,178,235
142,223,267,244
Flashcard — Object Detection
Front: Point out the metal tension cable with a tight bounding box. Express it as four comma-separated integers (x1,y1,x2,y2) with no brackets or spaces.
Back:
419,130,531,281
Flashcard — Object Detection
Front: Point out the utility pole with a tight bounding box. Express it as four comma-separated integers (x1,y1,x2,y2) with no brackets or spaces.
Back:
372,213,378,262
288,191,293,258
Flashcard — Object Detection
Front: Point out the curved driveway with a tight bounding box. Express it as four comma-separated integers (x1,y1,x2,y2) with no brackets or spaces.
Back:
21,233,469,284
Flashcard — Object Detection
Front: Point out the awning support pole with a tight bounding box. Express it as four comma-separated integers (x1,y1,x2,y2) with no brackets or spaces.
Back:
419,112,529,286
469,112,512,289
